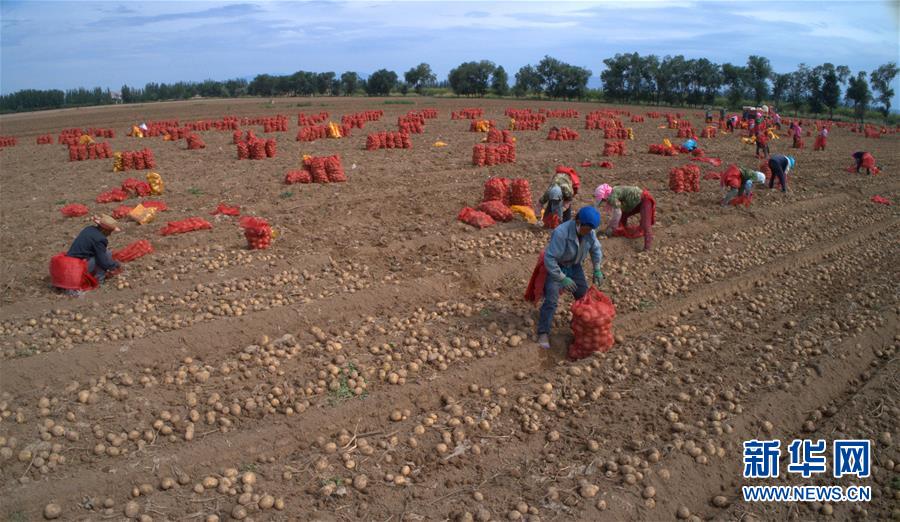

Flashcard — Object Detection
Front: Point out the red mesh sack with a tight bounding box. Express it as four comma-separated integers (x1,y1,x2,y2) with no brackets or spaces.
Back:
239,216,273,250
692,157,722,166
236,142,250,160
509,179,532,207
122,178,151,197
142,148,156,169
113,240,154,262
613,225,644,238
568,288,616,360
265,139,277,158
111,205,133,219
720,165,742,189
284,170,312,184
482,177,510,203
729,194,753,208
159,217,212,236
122,152,135,170
211,203,241,216
96,188,129,203
133,153,146,171
60,204,89,217
49,253,98,291
477,200,514,222
324,155,346,182
871,195,892,205
599,161,614,169
306,157,329,183
457,207,495,229
555,166,580,195
542,211,561,229
860,153,876,169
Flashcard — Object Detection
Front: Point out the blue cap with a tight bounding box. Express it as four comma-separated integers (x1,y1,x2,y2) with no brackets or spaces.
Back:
576,206,600,229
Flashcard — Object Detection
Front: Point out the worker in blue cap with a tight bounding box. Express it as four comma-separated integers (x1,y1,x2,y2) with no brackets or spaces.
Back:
536,206,604,349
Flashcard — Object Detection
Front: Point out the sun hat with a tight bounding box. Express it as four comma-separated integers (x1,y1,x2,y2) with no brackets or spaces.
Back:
92,214,121,233
593,183,612,203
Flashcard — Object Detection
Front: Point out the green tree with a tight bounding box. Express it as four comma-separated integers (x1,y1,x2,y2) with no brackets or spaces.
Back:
448,61,495,96
816,64,842,119
536,56,591,99
248,74,276,96
404,63,436,95
365,69,398,96
315,72,335,95
845,71,871,123
869,62,898,116
786,65,810,116
746,55,772,104
491,66,509,96
770,72,790,106
513,65,542,97
721,63,748,108
340,72,360,96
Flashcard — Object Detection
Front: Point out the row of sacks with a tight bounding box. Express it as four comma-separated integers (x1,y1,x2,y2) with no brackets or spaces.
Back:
298,112,330,126
505,109,547,122
69,142,113,161
284,155,347,184
366,132,411,150
539,109,579,118
37,135,53,144
398,119,425,134
415,109,438,119
486,128,514,144
451,108,484,120
262,117,289,133
113,149,156,172
236,138,276,160
482,177,532,207
341,110,384,129
668,164,701,193
472,143,516,166
59,128,114,144
547,127,579,141
296,123,352,142
457,177,536,229
604,128,633,140
510,117,543,131
648,139,679,156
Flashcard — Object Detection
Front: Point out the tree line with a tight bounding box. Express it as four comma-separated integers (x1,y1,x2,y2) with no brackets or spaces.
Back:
1,55,895,121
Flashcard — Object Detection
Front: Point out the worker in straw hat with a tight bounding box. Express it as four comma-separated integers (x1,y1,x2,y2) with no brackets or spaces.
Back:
66,214,122,284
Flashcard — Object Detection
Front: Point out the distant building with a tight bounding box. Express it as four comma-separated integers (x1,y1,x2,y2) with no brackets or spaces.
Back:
111,92,123,104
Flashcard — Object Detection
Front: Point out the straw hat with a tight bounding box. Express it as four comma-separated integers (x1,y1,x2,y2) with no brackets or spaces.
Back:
92,214,121,233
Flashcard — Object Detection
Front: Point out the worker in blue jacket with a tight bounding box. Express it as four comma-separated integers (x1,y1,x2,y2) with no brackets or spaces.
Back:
67,214,122,283
537,207,603,349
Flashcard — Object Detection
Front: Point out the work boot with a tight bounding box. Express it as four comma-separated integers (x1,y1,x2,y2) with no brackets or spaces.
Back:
537,334,550,349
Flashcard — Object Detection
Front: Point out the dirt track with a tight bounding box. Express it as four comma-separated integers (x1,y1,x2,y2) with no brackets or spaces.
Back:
0,97,897,521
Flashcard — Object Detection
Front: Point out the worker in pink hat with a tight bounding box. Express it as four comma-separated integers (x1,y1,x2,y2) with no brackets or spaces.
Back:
594,184,656,252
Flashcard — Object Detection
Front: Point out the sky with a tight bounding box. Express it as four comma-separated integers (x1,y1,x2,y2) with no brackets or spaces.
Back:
1,0,898,102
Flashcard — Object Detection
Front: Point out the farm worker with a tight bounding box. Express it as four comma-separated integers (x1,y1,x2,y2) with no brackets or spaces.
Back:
755,126,770,158
594,184,656,252
726,115,738,132
538,174,574,228
852,151,877,175
66,214,122,284
814,126,829,151
721,168,766,206
529,207,603,349
681,138,698,152
705,109,713,123
767,154,795,192
792,122,803,147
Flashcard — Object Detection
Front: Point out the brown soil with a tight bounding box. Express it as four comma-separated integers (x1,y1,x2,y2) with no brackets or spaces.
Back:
0,97,897,522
